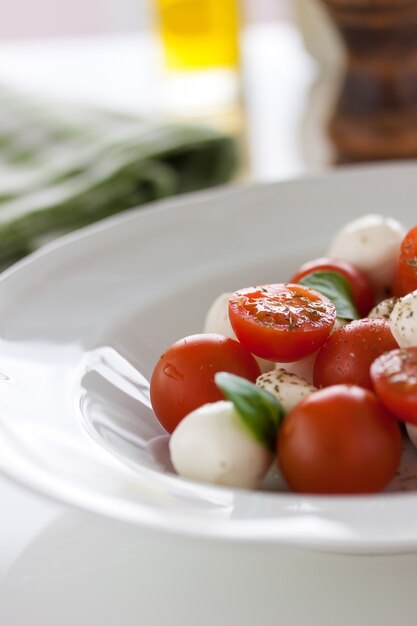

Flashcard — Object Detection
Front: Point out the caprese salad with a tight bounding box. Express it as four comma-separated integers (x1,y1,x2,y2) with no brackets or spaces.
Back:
150,214,417,495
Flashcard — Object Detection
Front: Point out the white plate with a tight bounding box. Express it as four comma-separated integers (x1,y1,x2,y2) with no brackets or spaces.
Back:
0,163,417,554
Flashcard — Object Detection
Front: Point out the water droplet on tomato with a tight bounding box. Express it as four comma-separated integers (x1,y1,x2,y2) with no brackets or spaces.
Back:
163,363,184,381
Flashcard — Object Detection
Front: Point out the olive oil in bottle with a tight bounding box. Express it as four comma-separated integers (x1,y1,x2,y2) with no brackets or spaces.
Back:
155,0,240,71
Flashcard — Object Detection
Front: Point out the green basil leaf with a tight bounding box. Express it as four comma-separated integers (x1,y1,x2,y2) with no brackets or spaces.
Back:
215,372,284,452
299,270,359,320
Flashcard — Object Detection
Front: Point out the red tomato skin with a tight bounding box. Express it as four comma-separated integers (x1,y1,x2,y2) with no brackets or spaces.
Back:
371,347,417,425
313,318,398,390
228,284,336,362
291,256,375,317
393,225,417,297
150,333,261,433
277,385,402,494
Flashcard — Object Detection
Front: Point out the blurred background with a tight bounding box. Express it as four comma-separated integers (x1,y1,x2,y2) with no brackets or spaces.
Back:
1,0,289,39
0,0,415,263
0,0,326,179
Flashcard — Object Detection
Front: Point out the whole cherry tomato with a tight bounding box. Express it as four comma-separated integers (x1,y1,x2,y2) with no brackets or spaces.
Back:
150,333,260,433
277,385,402,494
313,318,398,390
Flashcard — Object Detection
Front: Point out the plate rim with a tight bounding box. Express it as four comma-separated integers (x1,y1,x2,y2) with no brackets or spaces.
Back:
1,161,417,553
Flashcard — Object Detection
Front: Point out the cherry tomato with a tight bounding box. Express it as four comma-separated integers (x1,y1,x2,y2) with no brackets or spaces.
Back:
313,318,398,390
150,333,261,433
291,256,374,317
371,347,417,425
228,284,336,362
393,225,417,297
277,385,402,494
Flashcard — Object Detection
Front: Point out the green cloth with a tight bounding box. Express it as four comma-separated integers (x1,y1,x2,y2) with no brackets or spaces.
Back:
0,89,238,263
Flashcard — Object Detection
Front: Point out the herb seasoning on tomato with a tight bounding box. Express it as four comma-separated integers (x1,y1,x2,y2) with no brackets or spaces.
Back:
228,284,336,362
371,347,417,424
313,317,398,390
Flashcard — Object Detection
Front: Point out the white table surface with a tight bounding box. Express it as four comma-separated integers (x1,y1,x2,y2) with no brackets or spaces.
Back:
0,23,416,626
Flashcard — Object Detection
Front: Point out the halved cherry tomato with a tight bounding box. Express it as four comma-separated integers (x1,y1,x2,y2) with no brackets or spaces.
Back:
228,283,336,362
150,333,260,433
393,225,417,297
371,347,417,425
277,385,402,494
291,256,374,317
313,318,398,390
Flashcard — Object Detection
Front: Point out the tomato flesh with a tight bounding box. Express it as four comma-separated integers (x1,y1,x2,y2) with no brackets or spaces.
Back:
228,283,336,362
291,256,374,317
150,333,261,433
277,385,402,494
371,347,417,424
313,318,398,390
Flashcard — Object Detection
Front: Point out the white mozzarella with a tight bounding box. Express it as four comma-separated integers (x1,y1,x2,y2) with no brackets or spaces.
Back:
169,401,273,489
273,353,317,385
272,318,346,385
406,423,417,450
328,214,405,296
333,317,348,332
204,292,234,338
203,292,274,373
368,297,398,321
390,290,417,348
254,357,275,374
257,368,316,413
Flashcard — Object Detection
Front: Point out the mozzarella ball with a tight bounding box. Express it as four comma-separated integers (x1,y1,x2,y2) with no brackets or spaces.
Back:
257,368,316,413
204,292,234,338
390,290,417,348
333,317,349,332
169,401,273,489
406,423,417,450
273,352,317,385
328,214,405,296
272,318,346,384
368,297,398,321
204,292,274,373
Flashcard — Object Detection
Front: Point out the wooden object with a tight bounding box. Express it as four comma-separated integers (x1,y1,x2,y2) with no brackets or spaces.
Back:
320,0,417,162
